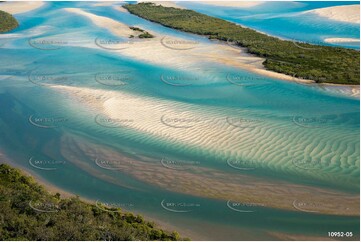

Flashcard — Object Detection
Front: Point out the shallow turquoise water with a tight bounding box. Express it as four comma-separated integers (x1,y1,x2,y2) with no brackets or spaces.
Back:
0,1,359,240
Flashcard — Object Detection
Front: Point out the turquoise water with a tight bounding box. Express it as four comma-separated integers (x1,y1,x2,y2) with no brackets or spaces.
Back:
179,1,360,49
0,1,359,240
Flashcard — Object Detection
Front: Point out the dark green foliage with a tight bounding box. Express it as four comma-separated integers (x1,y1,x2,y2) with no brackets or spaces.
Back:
124,3,360,85
129,26,144,32
0,10,18,33
129,26,154,38
138,32,154,38
0,164,186,240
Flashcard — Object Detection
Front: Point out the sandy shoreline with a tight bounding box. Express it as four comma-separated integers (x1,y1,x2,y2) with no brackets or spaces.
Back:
0,156,75,200
74,6,357,97
0,151,195,239
0,1,44,15
66,7,314,85
308,4,360,24
2,2,357,97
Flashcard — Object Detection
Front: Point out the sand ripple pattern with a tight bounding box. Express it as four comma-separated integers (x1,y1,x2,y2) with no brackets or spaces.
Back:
51,85,359,189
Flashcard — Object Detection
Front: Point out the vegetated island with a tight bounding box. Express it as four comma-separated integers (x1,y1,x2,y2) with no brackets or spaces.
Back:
123,3,360,85
129,26,155,38
0,164,186,240
0,10,18,33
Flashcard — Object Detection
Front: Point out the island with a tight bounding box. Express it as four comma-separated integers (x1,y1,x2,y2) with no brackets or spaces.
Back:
0,10,18,33
0,164,185,240
129,26,155,38
124,2,360,85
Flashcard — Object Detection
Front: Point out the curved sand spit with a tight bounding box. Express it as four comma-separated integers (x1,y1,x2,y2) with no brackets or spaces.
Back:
65,8,135,37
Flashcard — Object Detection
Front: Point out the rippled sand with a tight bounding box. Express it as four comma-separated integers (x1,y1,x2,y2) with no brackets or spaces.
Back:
49,85,359,193
57,127,359,216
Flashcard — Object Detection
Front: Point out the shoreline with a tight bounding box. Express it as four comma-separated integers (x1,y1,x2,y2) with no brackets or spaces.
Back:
3,2,358,97
64,6,359,98
123,3,359,91
110,6,359,97
0,155,194,239
0,152,76,200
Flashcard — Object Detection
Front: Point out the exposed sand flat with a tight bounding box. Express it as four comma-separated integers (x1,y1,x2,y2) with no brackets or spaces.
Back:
64,8,135,37
324,37,360,43
196,1,264,8
308,5,360,24
0,1,44,15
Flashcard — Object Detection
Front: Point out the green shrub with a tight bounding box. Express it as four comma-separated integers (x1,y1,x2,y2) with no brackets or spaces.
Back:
0,10,18,33
0,164,185,240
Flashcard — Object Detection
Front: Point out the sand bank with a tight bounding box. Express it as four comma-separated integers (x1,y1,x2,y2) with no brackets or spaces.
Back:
308,5,360,24
0,1,44,15
324,37,360,43
65,8,135,37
